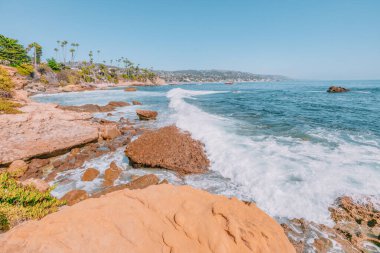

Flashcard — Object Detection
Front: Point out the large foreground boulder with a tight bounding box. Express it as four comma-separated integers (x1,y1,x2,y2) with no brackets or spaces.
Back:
0,185,295,253
125,126,209,174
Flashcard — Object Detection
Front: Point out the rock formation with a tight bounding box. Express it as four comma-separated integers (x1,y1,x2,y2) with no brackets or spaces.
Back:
136,109,158,120
327,86,350,93
0,102,99,165
0,185,295,253
81,168,100,181
125,126,209,174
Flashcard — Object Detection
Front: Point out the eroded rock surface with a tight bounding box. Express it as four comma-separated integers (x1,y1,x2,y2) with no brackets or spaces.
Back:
0,185,295,253
0,102,99,165
58,101,129,113
136,109,158,120
125,126,210,174
327,86,350,93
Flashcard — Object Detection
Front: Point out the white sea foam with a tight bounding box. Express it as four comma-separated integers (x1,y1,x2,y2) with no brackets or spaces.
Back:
167,88,380,224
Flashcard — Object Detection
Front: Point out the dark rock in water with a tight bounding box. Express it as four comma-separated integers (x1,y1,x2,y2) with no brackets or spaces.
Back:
327,86,350,93
136,109,157,120
124,87,137,92
81,168,100,181
132,100,142,105
103,161,122,186
21,158,50,180
125,125,210,174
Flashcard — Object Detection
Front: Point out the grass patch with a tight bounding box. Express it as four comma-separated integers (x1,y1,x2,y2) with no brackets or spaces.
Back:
0,98,22,114
0,173,66,231
16,63,34,76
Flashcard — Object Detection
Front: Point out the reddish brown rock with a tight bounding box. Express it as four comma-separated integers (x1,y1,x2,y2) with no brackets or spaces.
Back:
125,126,209,174
81,168,100,181
58,101,130,113
21,158,50,180
61,189,89,206
132,100,142,105
100,124,121,140
0,185,295,253
21,178,50,192
7,160,28,178
107,101,130,107
103,161,122,186
327,86,350,93
136,109,158,120
124,87,137,92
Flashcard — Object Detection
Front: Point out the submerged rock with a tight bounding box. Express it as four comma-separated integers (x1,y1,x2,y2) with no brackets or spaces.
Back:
136,109,157,120
125,125,210,174
132,100,142,105
103,161,122,186
327,86,350,93
0,185,295,253
124,87,137,92
81,168,100,181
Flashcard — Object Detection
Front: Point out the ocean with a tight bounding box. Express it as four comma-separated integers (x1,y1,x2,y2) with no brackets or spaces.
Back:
33,80,380,224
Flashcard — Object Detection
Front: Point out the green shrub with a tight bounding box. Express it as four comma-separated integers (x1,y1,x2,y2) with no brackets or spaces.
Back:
47,58,61,71
0,173,65,231
0,66,14,92
0,98,21,114
16,63,34,76
0,34,29,66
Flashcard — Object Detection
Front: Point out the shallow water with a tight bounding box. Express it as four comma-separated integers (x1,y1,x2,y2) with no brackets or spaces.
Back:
34,80,380,224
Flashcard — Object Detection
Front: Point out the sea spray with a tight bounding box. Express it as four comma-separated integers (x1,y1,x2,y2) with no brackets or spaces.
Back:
167,88,380,224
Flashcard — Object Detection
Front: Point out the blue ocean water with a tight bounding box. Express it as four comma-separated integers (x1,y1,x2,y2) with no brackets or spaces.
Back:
33,80,380,224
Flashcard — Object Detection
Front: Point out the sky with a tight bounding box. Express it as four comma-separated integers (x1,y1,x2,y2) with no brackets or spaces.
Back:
0,0,379,80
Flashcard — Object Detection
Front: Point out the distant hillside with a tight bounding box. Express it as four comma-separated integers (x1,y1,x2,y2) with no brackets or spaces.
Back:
154,70,288,83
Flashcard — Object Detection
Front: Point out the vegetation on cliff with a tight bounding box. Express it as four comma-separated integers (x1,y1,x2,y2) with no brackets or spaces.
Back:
0,173,65,231
0,66,21,114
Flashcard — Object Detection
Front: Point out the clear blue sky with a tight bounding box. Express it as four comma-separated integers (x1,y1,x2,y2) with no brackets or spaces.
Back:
1,0,379,80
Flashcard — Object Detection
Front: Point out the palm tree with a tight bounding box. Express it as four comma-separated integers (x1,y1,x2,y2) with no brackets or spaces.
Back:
89,51,93,64
96,50,100,62
70,48,75,64
56,41,61,61
110,59,113,66
54,48,59,59
60,41,68,64
27,42,42,69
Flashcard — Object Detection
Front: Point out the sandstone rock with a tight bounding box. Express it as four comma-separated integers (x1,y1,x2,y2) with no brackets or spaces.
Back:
58,101,129,113
21,178,50,192
125,126,209,174
0,185,295,253
136,109,157,120
103,161,122,186
7,160,28,178
81,168,100,181
100,124,121,140
0,102,99,165
124,87,137,92
132,100,142,105
125,174,159,190
60,189,88,206
21,158,50,180
327,86,350,93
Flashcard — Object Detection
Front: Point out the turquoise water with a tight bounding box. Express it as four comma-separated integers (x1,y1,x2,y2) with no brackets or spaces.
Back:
34,80,380,224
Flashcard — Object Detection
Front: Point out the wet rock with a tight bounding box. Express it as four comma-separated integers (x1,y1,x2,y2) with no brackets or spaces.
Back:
132,100,142,105
70,148,81,156
108,101,130,107
81,168,100,181
106,113,113,116
21,178,50,192
124,87,137,92
7,160,28,178
61,189,89,206
125,174,159,190
100,124,121,140
329,196,380,251
327,86,350,93
103,162,122,186
125,126,210,174
136,109,158,120
159,179,169,184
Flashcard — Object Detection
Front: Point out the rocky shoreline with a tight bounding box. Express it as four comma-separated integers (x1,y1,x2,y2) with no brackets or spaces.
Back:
0,66,378,253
